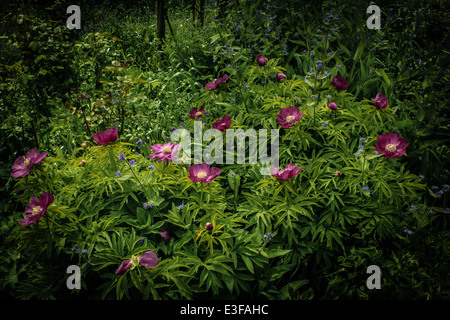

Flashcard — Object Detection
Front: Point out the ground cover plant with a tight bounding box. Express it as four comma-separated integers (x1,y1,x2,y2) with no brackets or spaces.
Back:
0,0,449,300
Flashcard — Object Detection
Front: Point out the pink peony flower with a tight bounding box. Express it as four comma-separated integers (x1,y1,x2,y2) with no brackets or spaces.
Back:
189,106,205,119
20,192,54,226
328,101,338,111
11,148,47,178
139,251,160,269
116,251,160,276
256,55,267,66
374,93,388,109
270,163,301,180
205,74,228,90
188,163,221,183
149,142,181,162
160,229,171,243
332,74,349,90
375,132,409,158
93,127,118,145
276,73,287,82
212,115,231,131
276,106,303,128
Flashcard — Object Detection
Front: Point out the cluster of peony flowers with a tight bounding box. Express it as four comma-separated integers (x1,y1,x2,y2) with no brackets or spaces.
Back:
11,59,411,279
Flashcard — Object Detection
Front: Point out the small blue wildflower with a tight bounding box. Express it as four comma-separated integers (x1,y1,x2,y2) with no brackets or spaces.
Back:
374,151,379,155
322,123,328,127
436,190,444,196
362,186,369,191
118,153,125,161
140,238,145,244
82,249,87,253
411,205,417,210
419,175,424,179
115,171,120,177
178,204,186,210
72,246,79,252
336,65,341,69
149,164,155,170
129,160,135,165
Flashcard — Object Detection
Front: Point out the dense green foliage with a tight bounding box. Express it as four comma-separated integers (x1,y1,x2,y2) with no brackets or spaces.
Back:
0,0,449,300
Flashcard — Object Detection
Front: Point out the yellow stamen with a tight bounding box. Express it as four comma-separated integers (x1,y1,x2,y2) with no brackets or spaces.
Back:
197,172,207,179
286,115,295,122
195,111,202,117
32,206,41,216
23,158,31,167
385,144,396,152
161,146,171,153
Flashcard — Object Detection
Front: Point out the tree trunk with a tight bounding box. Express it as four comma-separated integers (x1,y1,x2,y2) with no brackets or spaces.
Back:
199,0,205,27
157,0,165,42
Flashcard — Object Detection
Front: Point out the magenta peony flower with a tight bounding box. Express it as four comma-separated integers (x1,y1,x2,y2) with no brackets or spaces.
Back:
270,163,301,180
375,132,409,158
334,170,341,176
256,55,267,66
116,251,160,276
115,259,132,276
93,127,118,145
149,142,181,162
205,74,228,90
160,229,171,243
11,148,47,178
190,106,205,119
276,106,303,128
188,163,221,183
276,73,287,82
374,93,388,109
328,101,338,111
20,192,54,226
212,115,231,131
332,74,349,90
139,251,160,269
